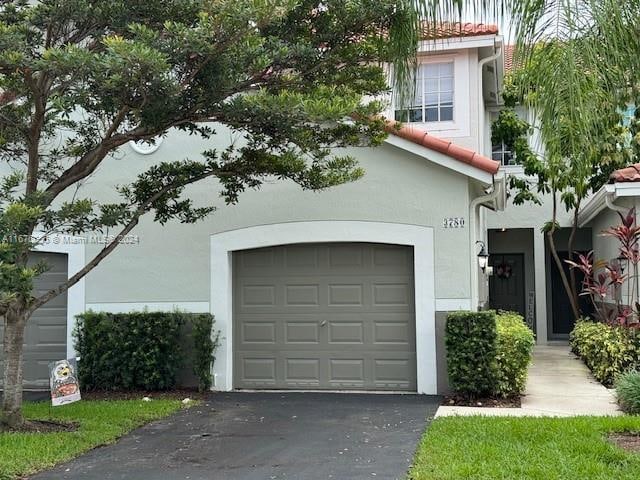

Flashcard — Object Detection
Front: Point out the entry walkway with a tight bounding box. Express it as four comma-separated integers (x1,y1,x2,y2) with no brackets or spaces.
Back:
436,344,621,417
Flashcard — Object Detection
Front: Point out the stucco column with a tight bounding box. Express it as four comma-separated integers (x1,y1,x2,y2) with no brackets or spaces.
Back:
533,230,548,344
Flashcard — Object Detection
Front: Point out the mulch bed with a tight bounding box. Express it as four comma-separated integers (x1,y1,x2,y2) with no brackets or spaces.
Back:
81,388,210,402
609,432,640,454
444,395,521,408
8,419,79,433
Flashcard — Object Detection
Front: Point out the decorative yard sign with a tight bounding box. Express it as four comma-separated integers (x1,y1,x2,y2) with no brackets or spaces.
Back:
443,217,465,228
49,359,81,406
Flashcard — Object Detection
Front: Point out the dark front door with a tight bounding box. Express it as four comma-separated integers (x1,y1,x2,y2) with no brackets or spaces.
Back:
550,251,592,337
489,254,525,316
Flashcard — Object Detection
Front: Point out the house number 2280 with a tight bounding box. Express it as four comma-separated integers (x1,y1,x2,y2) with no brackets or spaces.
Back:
443,217,465,228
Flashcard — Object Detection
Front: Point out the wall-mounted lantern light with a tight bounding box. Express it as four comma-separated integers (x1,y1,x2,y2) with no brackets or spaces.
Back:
616,254,627,274
476,241,489,273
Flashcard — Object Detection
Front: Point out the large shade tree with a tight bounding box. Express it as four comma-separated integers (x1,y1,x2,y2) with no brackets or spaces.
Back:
0,0,497,430
7,0,636,431
0,0,427,429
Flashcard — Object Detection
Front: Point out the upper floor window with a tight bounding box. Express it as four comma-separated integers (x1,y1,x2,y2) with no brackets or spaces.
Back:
492,141,516,166
394,62,454,123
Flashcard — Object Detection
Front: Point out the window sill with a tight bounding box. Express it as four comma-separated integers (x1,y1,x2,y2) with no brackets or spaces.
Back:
499,164,525,175
403,120,457,128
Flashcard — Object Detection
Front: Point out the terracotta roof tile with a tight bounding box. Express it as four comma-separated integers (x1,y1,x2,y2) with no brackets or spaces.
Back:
421,22,499,40
504,44,516,73
384,120,500,175
610,164,640,183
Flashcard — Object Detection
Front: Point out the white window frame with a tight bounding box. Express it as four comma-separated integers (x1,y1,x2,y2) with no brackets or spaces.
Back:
491,140,515,166
398,61,455,123
390,52,470,138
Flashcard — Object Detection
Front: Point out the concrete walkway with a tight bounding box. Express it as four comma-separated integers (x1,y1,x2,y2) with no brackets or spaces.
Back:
436,344,621,417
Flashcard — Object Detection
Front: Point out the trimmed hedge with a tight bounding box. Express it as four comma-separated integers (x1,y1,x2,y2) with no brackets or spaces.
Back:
74,311,219,391
495,311,535,397
445,310,534,398
570,319,640,387
445,311,498,397
616,371,640,415
191,313,220,392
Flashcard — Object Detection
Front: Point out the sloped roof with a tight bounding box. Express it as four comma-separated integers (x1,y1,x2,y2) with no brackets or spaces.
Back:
384,120,500,175
420,22,499,40
610,164,640,183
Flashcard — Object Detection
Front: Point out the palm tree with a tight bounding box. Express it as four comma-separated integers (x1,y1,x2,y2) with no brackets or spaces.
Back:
501,1,640,321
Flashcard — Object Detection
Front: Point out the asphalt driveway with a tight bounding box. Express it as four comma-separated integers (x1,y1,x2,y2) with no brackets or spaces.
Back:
31,392,439,480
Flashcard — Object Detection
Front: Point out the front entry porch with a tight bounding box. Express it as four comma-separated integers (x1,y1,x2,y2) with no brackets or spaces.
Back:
487,227,592,343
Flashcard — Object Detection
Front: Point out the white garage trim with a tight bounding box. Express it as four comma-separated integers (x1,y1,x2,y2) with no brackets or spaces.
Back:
210,221,436,394
32,236,86,359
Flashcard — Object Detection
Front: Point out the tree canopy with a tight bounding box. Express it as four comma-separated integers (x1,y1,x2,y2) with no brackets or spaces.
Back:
0,0,426,429
0,0,423,312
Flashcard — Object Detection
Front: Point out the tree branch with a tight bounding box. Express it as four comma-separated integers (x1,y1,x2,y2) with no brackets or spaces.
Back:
25,71,47,195
29,169,218,313
43,110,132,203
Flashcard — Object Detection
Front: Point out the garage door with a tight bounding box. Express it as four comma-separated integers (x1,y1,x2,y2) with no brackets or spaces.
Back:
233,243,416,391
0,252,68,390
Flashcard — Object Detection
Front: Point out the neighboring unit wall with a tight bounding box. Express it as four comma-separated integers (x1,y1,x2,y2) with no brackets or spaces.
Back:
486,191,574,230
589,197,636,265
588,197,638,308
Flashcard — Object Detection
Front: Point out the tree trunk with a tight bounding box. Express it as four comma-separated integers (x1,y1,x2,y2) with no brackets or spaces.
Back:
1,301,29,430
566,202,582,317
547,231,581,321
548,190,581,322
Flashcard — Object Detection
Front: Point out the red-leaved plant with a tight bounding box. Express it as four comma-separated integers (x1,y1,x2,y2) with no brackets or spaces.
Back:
566,208,640,328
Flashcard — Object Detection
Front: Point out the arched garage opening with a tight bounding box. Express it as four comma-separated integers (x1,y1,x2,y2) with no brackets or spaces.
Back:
210,221,436,394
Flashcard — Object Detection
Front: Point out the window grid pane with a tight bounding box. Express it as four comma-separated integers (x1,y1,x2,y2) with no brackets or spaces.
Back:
395,61,454,123
492,141,517,166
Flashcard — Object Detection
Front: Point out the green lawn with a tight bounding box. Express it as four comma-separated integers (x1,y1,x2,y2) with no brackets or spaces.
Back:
0,399,182,480
409,416,640,480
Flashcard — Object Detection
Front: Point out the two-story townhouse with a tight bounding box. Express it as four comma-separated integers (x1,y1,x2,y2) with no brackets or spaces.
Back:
11,23,565,396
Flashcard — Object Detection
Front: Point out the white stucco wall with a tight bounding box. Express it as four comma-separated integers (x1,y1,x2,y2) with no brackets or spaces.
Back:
78,127,477,306
589,197,636,265
487,189,574,230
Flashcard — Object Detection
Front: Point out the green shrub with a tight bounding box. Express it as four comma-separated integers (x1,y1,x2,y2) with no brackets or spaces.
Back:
445,311,497,398
616,370,640,414
74,311,220,391
191,314,220,392
494,311,535,397
570,319,640,386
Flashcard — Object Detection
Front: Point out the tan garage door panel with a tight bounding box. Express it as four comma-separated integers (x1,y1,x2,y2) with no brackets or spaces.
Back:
233,243,416,391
